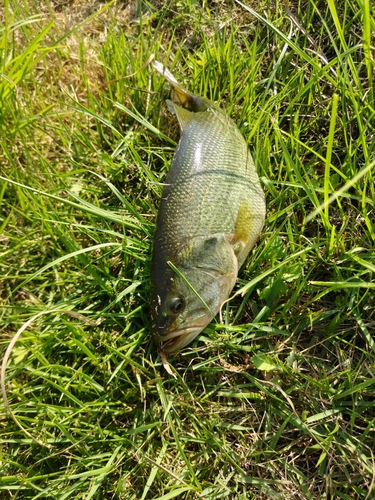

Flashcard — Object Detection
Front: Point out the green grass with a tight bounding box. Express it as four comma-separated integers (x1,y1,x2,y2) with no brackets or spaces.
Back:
1,0,375,498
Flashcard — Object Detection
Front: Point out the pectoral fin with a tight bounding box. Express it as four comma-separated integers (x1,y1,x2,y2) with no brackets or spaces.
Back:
232,200,255,266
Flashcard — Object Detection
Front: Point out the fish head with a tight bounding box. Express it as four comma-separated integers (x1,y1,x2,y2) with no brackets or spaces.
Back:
151,234,238,353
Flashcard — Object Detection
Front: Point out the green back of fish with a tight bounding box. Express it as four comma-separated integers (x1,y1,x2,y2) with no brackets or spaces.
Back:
153,101,265,270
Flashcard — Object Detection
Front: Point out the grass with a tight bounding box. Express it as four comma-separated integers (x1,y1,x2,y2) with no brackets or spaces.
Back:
0,0,374,498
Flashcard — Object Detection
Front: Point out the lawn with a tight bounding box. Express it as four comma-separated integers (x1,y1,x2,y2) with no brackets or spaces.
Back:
1,0,375,499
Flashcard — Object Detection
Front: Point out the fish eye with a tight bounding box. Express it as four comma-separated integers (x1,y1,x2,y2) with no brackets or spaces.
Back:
168,297,184,315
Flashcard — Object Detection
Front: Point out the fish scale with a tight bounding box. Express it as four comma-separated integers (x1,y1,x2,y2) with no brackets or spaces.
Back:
158,110,262,258
151,62,265,353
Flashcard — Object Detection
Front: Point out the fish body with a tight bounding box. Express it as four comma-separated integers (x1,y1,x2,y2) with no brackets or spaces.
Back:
151,62,265,353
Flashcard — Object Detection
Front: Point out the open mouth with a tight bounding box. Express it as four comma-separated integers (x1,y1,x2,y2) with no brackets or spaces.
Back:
159,334,184,353
153,309,212,354
153,325,199,342
154,314,210,353
154,326,202,353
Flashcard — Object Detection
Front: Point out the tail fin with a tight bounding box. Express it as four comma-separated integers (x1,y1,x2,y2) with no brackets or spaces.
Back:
152,60,213,112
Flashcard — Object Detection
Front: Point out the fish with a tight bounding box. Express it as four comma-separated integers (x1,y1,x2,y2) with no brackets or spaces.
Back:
150,60,265,354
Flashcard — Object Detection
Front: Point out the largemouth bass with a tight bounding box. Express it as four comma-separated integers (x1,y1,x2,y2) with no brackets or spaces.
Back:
151,61,265,354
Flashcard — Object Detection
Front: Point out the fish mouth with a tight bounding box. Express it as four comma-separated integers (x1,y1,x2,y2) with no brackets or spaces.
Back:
153,313,210,354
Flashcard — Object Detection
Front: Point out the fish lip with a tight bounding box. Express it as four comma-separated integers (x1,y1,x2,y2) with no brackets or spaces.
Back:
153,325,200,343
158,329,201,354
153,312,210,354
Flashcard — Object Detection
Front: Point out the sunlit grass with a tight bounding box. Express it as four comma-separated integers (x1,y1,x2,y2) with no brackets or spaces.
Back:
1,0,374,499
